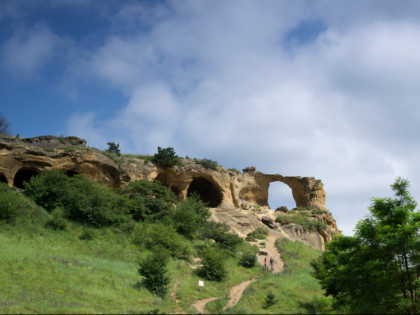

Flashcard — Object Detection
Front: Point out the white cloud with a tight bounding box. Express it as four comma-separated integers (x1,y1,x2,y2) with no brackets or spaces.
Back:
64,2,420,235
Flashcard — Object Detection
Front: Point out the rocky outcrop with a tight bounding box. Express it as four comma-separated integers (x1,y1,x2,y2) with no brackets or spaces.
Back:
0,135,341,250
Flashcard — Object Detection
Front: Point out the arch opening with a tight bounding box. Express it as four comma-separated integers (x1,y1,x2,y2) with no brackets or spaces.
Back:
268,181,296,210
0,173,7,184
65,170,79,177
187,177,222,207
13,168,40,189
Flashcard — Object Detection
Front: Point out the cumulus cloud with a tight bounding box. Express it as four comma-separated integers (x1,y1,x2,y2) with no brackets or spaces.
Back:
62,1,420,235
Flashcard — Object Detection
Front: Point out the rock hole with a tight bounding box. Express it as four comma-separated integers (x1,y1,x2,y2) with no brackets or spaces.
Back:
268,182,296,210
187,177,222,207
13,167,40,189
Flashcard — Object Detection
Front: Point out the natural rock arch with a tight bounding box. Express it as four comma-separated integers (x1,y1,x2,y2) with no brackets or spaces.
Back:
0,172,7,184
13,167,40,189
187,177,223,207
268,181,296,210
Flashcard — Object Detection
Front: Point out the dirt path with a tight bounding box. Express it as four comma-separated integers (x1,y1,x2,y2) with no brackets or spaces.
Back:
254,235,284,273
223,278,256,310
191,296,221,314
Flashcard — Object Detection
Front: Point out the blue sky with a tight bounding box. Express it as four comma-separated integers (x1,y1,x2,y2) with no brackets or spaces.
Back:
1,0,420,235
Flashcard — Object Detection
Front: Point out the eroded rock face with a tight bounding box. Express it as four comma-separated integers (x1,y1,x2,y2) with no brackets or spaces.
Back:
0,136,340,250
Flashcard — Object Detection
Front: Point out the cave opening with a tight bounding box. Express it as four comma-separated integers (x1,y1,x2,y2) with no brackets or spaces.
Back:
268,181,296,210
187,177,222,207
0,173,7,184
13,168,40,189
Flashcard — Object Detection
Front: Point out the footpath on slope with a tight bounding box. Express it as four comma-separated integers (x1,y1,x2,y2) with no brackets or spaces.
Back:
190,233,284,314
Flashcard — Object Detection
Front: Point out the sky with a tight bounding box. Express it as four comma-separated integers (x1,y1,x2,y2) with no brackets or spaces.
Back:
1,0,420,235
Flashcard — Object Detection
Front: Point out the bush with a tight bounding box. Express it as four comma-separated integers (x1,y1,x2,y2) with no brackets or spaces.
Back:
264,291,276,308
201,221,243,252
171,195,210,238
24,169,70,212
0,183,49,223
275,213,327,232
200,159,218,170
246,227,269,241
239,250,257,268
119,180,177,221
106,142,121,156
45,208,67,230
138,251,170,298
144,223,190,259
79,228,96,240
151,147,182,168
197,246,227,281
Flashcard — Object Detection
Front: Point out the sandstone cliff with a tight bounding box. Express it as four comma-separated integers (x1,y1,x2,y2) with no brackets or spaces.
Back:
0,135,341,250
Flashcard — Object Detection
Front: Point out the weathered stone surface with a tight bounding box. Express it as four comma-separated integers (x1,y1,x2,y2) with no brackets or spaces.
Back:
0,135,341,250
275,206,288,213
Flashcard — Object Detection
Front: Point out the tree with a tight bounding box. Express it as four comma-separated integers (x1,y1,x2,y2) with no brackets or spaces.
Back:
106,142,121,156
151,147,181,168
138,251,170,298
197,246,227,281
0,113,11,135
312,178,419,314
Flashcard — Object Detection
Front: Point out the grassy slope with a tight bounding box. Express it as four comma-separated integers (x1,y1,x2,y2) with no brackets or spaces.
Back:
225,238,324,314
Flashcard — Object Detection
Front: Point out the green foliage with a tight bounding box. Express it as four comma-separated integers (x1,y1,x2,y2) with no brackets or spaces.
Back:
119,180,177,221
106,142,121,156
200,221,243,252
45,208,67,230
264,291,276,308
170,195,210,238
275,213,327,232
144,223,190,259
312,178,419,314
199,158,219,170
24,169,70,212
311,209,328,215
151,147,182,168
246,227,269,241
0,183,49,223
239,250,258,268
138,251,170,299
79,228,96,240
197,246,227,281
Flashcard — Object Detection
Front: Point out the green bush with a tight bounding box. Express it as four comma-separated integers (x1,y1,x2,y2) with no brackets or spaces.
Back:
106,142,121,156
239,250,257,268
0,183,49,223
275,213,326,232
138,251,170,298
201,221,243,252
197,246,227,281
24,169,70,212
171,195,210,238
79,228,96,240
264,291,276,308
151,147,182,168
200,159,218,170
246,227,269,241
119,180,177,221
45,208,67,230
144,223,190,259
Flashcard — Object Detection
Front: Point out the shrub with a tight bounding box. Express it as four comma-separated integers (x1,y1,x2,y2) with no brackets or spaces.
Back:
138,251,170,298
239,250,257,268
264,291,276,308
275,213,327,232
151,147,182,168
246,227,269,241
201,221,243,252
200,159,218,170
119,180,177,221
144,223,190,259
79,228,96,240
171,195,210,238
45,208,67,230
0,183,49,223
197,246,227,281
24,169,70,212
106,142,121,156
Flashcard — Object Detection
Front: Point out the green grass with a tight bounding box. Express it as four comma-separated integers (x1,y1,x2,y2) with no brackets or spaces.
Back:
275,212,327,232
226,237,324,314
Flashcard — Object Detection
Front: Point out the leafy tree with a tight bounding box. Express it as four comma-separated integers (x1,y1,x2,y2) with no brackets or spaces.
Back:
312,178,419,314
106,142,121,156
0,113,11,135
138,251,170,298
239,250,258,268
197,246,227,281
151,147,181,168
201,221,243,252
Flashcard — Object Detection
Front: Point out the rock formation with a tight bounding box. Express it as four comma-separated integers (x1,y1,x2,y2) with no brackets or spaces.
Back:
0,135,341,250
